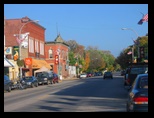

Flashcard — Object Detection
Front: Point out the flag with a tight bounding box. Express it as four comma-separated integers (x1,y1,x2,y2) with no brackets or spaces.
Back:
15,33,28,45
138,13,148,25
142,13,148,22
16,37,24,45
127,51,132,55
138,19,143,25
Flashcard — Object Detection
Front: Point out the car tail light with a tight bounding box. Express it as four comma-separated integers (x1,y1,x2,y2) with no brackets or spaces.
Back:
126,78,130,84
133,96,148,104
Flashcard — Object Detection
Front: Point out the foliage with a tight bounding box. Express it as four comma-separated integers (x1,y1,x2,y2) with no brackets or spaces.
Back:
82,51,90,71
17,59,25,67
65,40,79,52
116,35,148,69
68,51,76,66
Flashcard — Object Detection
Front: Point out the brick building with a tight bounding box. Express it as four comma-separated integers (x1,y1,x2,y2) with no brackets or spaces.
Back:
45,34,69,79
5,16,51,79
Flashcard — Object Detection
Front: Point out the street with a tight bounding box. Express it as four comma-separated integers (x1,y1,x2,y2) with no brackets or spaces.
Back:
4,73,128,112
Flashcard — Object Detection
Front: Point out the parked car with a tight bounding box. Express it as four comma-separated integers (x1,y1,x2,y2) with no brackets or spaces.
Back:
121,70,126,76
36,71,53,85
80,73,87,79
87,72,92,77
22,76,38,88
126,73,148,112
126,63,148,86
103,71,113,79
94,72,103,76
52,73,59,84
4,75,12,92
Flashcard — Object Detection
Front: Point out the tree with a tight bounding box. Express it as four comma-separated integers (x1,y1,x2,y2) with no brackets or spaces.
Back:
82,51,90,71
68,51,76,66
65,40,79,52
17,59,25,67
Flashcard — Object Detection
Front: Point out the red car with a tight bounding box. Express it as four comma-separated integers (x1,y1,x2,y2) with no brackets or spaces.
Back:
52,73,59,84
87,72,92,77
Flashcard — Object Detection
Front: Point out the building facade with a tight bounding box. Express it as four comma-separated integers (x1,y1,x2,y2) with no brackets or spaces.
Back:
5,16,51,80
45,34,69,79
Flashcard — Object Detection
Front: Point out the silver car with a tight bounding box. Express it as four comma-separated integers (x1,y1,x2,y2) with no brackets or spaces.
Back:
80,73,87,79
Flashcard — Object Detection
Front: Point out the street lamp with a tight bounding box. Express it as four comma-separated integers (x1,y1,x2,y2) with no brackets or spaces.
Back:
121,28,139,63
57,48,62,80
18,20,39,79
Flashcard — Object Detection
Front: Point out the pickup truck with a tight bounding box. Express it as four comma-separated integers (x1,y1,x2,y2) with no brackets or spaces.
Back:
126,62,148,87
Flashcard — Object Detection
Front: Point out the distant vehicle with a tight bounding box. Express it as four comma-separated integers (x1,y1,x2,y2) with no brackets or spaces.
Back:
103,71,113,79
126,73,148,112
52,73,59,84
22,76,38,88
80,73,87,79
94,72,103,76
87,72,92,77
4,75,12,92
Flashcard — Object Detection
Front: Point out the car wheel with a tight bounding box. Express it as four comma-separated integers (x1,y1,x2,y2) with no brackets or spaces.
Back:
48,80,51,85
31,83,34,88
35,83,38,87
126,104,130,112
8,86,11,92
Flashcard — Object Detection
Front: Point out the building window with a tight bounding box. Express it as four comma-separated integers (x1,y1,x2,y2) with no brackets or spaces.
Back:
50,65,53,71
29,37,34,53
40,42,44,55
35,40,39,52
49,49,53,58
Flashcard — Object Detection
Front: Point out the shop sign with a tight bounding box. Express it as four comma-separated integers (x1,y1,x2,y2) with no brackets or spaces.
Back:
25,58,32,65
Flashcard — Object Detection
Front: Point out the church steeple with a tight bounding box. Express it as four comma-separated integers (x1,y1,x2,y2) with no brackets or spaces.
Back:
54,33,64,43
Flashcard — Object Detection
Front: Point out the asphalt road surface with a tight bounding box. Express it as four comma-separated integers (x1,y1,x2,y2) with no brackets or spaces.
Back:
4,72,128,112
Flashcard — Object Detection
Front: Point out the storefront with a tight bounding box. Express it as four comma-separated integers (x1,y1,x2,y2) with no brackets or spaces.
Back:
4,56,14,67
4,56,18,81
32,59,52,76
24,58,52,76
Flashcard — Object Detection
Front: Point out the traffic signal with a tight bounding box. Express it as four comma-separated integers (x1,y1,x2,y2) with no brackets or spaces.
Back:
55,55,59,65
139,47,144,58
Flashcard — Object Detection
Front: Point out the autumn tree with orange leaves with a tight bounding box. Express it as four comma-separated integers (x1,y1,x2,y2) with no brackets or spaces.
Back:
82,51,90,71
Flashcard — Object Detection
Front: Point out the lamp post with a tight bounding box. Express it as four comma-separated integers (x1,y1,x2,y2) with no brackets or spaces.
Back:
75,49,84,77
57,48,62,80
18,20,39,79
121,28,139,63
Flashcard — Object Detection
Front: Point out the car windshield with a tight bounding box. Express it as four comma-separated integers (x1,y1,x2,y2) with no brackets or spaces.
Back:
139,76,148,89
53,74,57,77
105,72,111,75
41,73,48,78
24,77,33,81
130,67,148,74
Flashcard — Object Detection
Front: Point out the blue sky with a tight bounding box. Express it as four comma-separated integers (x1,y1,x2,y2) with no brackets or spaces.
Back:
4,4,148,58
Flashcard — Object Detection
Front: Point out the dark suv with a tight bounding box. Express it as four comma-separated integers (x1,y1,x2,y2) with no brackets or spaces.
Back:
126,63,148,87
36,71,54,85
103,71,113,79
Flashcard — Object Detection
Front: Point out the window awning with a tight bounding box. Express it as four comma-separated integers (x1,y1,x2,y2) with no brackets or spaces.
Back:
32,59,51,69
4,57,14,67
